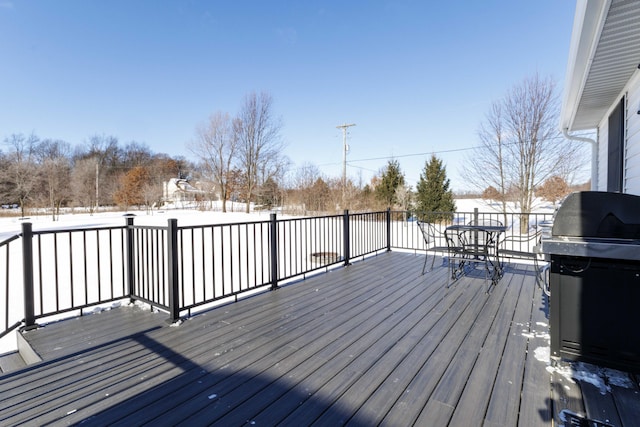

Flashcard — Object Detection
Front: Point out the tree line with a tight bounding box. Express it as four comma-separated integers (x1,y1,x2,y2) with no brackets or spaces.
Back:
0,133,190,219
0,124,456,219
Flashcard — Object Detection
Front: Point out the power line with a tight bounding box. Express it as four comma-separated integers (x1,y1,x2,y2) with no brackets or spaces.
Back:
344,132,595,164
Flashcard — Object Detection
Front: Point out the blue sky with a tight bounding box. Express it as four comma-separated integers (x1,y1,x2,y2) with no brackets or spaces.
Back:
0,1,580,191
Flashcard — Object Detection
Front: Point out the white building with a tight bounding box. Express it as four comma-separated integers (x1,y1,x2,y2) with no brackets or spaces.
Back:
162,178,207,205
561,0,640,195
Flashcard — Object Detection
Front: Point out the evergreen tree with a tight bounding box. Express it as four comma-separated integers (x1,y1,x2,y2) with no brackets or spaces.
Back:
375,159,405,208
257,177,279,209
415,155,456,222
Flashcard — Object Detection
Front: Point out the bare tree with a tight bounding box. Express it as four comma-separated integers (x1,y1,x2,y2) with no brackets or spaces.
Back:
71,157,99,213
291,163,324,213
77,135,123,207
1,133,40,217
36,139,72,220
463,74,587,229
235,92,286,213
189,112,237,213
467,102,509,213
85,134,122,169
122,141,153,169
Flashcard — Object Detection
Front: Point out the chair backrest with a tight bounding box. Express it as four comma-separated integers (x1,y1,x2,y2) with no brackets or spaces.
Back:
417,221,432,245
467,218,503,227
418,221,446,248
500,228,543,254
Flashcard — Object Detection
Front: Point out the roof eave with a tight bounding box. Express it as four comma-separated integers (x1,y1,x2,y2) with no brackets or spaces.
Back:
560,0,610,133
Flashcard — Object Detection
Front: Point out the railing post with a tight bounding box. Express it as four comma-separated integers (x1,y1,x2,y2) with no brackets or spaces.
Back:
21,222,36,330
125,215,135,301
386,208,391,252
343,210,351,266
167,218,180,323
270,213,279,290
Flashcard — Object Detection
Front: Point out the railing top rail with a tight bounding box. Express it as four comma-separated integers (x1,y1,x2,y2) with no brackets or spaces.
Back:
350,211,386,216
130,224,168,231
399,210,551,215
177,219,272,230
33,224,128,236
0,233,21,248
278,214,343,222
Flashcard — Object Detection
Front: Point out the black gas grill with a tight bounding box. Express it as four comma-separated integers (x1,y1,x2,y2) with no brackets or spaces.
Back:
540,191,640,371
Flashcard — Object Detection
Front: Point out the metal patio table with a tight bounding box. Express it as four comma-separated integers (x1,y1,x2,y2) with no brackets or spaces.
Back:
445,224,506,292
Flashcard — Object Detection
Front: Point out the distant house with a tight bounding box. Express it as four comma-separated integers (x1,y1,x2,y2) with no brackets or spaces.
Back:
560,0,640,194
162,178,208,205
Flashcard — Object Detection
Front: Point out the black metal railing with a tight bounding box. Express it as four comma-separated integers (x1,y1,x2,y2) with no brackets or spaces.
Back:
29,224,130,326
176,218,272,313
0,233,23,340
0,208,554,343
277,214,343,281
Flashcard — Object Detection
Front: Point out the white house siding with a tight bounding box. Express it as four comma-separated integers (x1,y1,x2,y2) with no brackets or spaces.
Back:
595,71,640,196
624,72,640,195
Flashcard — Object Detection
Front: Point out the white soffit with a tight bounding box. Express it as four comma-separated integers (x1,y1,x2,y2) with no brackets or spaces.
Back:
562,0,640,131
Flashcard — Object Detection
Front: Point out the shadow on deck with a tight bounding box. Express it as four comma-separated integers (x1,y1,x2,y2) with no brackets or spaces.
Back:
0,252,638,426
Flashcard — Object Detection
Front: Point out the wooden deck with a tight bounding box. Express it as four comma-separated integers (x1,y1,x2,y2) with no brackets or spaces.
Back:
0,252,638,426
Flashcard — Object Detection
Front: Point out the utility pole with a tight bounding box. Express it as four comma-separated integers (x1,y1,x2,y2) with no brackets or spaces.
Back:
95,162,99,213
336,123,355,204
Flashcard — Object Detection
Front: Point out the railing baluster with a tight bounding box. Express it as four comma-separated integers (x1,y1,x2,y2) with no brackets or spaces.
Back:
211,227,217,299
69,232,74,308
83,231,88,306
98,230,104,303
4,243,9,329
37,234,43,315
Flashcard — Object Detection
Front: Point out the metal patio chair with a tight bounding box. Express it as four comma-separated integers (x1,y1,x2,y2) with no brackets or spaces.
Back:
417,221,451,274
498,228,549,295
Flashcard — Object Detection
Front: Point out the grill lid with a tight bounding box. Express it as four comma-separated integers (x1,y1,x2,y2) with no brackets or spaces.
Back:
552,191,640,239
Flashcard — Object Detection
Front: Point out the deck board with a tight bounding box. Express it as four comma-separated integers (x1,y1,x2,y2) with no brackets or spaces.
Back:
580,381,622,426
445,268,524,426
483,266,537,427
518,273,553,427
0,251,638,426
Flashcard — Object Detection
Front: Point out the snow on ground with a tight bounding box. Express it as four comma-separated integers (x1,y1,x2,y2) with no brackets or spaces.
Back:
529,322,636,398
454,197,557,215
0,197,557,236
0,203,278,239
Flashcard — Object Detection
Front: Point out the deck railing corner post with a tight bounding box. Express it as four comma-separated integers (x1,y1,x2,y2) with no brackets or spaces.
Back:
386,208,391,252
270,213,279,290
167,218,180,323
125,215,135,302
343,210,351,266
21,222,36,330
